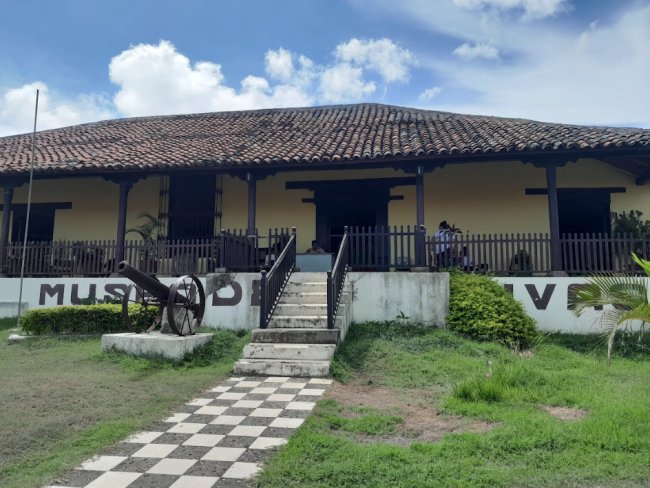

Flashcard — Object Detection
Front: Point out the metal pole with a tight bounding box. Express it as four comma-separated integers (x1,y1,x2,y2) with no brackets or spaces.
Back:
17,89,39,328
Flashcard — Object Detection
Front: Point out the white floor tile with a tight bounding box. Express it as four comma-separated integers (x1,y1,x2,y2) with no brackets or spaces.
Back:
282,382,307,389
285,401,316,410
228,425,266,437
124,431,164,443
79,455,127,471
264,377,289,383
222,462,262,479
183,434,225,447
266,394,295,402
169,475,220,488
250,408,283,418
227,377,247,381
270,417,305,428
309,378,333,384
249,437,288,450
201,446,246,462
147,458,197,475
167,423,206,434
297,389,325,396
211,415,245,425
217,392,247,400
194,405,228,415
165,412,191,423
188,398,212,406
250,387,278,394
85,471,141,488
131,443,178,458
232,400,263,408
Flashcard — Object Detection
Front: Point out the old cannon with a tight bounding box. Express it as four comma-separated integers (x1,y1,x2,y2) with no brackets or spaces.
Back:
117,261,206,336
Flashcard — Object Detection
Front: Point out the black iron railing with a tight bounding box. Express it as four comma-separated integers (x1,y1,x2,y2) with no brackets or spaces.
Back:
327,226,350,330
260,227,296,329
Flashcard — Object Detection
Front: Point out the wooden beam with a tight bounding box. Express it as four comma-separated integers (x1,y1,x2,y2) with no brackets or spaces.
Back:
545,164,562,273
247,172,257,234
525,187,626,195
286,176,416,191
0,187,14,268
415,165,425,228
115,181,133,268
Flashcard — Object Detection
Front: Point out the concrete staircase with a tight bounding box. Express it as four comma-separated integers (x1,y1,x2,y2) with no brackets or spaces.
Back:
234,272,352,377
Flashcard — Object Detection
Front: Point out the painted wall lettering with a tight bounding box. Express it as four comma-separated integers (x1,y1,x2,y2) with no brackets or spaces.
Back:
104,284,128,300
39,284,65,305
212,282,243,306
567,284,603,311
71,284,96,305
504,284,514,295
524,284,556,310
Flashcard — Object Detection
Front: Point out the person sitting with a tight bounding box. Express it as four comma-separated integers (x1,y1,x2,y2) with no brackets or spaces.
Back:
305,240,325,254
462,246,474,271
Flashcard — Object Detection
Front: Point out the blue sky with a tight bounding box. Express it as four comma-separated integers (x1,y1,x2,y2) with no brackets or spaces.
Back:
0,0,648,136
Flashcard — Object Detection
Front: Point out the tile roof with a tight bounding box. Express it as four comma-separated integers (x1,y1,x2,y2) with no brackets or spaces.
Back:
0,103,649,176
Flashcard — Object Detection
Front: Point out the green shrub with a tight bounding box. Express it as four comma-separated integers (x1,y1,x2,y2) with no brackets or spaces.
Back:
20,304,157,335
447,273,536,347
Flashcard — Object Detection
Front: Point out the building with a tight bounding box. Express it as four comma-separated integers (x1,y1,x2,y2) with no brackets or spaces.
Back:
1,103,650,277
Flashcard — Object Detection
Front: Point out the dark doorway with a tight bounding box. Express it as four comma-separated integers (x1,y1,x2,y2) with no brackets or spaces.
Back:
327,206,377,252
168,175,216,239
558,189,611,236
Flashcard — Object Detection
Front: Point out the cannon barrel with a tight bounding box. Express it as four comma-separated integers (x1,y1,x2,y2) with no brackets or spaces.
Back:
117,261,170,301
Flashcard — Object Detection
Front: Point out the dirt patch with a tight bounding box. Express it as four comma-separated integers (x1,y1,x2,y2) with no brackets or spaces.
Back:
324,381,498,446
539,405,588,421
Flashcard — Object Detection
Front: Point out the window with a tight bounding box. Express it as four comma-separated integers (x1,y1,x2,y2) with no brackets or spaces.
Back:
168,175,217,240
8,203,71,243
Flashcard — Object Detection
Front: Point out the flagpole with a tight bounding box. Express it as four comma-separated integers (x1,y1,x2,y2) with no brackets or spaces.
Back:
16,89,39,328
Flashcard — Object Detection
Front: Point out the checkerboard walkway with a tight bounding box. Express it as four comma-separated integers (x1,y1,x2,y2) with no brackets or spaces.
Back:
48,376,331,488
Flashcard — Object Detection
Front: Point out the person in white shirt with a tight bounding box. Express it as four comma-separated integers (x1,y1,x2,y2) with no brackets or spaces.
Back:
433,221,456,267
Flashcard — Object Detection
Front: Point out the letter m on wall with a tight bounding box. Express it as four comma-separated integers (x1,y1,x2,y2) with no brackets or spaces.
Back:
39,284,64,305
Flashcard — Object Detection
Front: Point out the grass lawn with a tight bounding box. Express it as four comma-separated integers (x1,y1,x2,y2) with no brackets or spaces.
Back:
258,322,650,488
0,319,248,488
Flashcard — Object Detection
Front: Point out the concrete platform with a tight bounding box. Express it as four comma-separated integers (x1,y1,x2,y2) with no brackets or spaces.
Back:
234,358,331,377
101,332,213,360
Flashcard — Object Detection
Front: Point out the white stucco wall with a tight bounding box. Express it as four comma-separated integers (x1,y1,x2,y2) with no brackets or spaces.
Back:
0,274,634,335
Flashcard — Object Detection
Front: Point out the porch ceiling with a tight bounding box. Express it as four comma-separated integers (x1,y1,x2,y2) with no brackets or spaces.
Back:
0,103,650,179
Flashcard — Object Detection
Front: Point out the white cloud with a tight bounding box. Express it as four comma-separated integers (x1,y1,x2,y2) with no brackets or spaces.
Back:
109,40,313,117
334,38,417,82
419,86,443,101
453,43,500,60
0,82,114,137
452,0,570,20
355,0,650,127
0,38,417,136
319,63,376,103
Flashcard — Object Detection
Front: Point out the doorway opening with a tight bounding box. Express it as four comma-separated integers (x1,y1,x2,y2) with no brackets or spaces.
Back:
558,189,611,236
327,206,377,252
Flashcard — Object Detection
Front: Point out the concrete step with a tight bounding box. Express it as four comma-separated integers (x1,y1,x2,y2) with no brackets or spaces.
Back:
284,282,327,293
279,292,328,304
269,315,327,329
234,358,331,377
251,328,339,344
242,343,336,361
288,272,327,284
275,303,328,316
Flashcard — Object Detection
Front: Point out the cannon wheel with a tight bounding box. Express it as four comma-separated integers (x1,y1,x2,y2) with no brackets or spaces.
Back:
122,284,164,333
167,275,205,336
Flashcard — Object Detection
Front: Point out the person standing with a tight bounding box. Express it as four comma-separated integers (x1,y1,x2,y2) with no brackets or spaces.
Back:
434,221,456,267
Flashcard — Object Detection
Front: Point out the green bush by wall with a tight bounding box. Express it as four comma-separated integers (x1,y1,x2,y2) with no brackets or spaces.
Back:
447,272,536,348
20,304,157,335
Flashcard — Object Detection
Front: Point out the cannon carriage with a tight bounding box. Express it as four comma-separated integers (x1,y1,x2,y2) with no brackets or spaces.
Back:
117,261,206,336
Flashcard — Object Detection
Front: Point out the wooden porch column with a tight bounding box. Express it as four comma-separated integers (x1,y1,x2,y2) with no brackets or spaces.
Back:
116,181,133,265
416,165,425,228
247,172,257,234
545,164,562,273
0,186,14,267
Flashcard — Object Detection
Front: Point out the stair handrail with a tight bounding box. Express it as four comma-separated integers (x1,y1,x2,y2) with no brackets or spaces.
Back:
260,227,297,329
327,226,350,330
